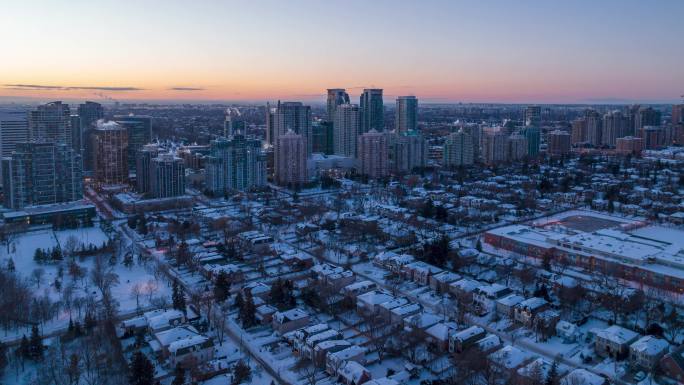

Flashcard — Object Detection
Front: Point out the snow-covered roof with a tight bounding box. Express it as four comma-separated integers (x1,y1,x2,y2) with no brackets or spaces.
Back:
596,325,639,345
561,369,604,385
338,360,369,384
273,308,309,323
452,326,485,342
488,345,534,369
357,290,395,306
516,297,547,311
168,335,210,354
425,322,457,341
630,335,669,356
155,325,200,347
496,293,525,307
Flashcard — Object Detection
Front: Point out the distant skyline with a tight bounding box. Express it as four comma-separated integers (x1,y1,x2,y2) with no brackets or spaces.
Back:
1,0,683,104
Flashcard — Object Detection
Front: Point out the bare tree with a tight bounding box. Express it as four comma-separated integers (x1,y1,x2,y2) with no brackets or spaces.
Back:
294,357,319,385
32,268,45,288
212,307,227,346
90,255,119,298
130,283,143,312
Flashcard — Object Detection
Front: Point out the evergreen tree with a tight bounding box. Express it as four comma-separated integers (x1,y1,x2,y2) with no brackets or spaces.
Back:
234,291,244,311
6,258,15,272
240,292,257,328
84,312,96,331
18,334,30,359
476,239,482,252
28,325,43,361
546,359,559,385
51,247,63,261
0,341,7,374
171,364,185,385
128,351,155,385
172,280,186,313
33,249,44,263
213,271,231,302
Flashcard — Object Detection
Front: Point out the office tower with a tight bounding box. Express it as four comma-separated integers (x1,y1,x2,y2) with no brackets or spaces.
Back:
70,115,82,153
522,126,540,156
265,102,276,145
616,136,643,155
150,153,185,198
465,124,482,161
224,108,245,137
672,104,684,125
2,142,82,209
571,118,587,144
601,111,631,147
507,134,528,161
524,105,542,126
359,89,384,133
442,130,474,167
91,120,128,185
393,130,426,174
482,131,507,165
357,130,389,178
135,144,160,195
29,101,72,147
548,130,571,156
585,110,602,146
77,101,104,128
113,115,152,174
0,109,29,186
77,101,105,172
274,101,312,154
635,107,661,133
274,131,307,186
205,135,266,195
333,104,360,157
395,96,418,133
326,89,350,122
312,121,334,155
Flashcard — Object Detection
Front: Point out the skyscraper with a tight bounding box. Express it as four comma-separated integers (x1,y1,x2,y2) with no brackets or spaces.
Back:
2,142,82,209
78,101,105,172
443,130,474,167
114,115,152,174
524,105,542,126
571,118,588,144
357,130,389,178
150,153,186,198
522,126,540,156
274,101,312,154
602,111,631,147
635,106,661,133
77,101,104,128
274,131,307,187
333,104,360,158
0,108,29,186
585,110,602,146
547,130,571,156
672,104,684,125
506,134,528,161
359,89,384,133
312,121,334,155
29,101,72,146
224,108,245,137
326,89,350,122
205,135,266,195
395,96,418,132
91,120,128,185
135,144,160,196
265,102,276,145
392,130,426,174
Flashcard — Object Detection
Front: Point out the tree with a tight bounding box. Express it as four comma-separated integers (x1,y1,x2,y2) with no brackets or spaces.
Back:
29,325,43,361
476,239,483,252
6,258,15,272
294,357,318,385
546,358,559,385
0,341,7,375
232,359,251,385
213,271,231,302
239,291,257,328
171,364,185,385
172,280,186,313
129,351,155,385
66,353,81,384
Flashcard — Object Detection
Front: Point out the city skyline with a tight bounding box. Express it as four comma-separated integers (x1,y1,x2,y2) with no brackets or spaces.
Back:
2,0,684,104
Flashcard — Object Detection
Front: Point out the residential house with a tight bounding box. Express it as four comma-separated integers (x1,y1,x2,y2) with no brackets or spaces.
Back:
272,308,310,335
629,335,669,370
513,297,549,326
356,290,395,316
595,325,639,358
495,293,525,319
473,284,512,316
560,369,604,385
449,325,486,353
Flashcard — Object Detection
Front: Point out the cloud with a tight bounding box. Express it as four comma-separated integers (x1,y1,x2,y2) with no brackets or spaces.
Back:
3,84,143,91
169,87,205,91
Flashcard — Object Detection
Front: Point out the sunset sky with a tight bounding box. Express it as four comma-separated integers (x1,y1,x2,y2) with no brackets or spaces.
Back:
1,0,683,104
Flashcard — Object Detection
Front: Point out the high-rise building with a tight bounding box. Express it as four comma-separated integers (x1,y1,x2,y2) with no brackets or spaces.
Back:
635,107,661,132
224,108,245,137
524,105,542,126
547,130,571,156
70,115,82,153
641,126,665,150
77,101,105,172
326,89,350,122
205,135,267,195
585,110,602,146
482,131,507,165
601,111,631,147
616,136,643,155
274,102,312,155
0,109,29,187
571,118,588,144
2,142,82,209
29,101,72,147
443,130,474,167
395,96,418,132
359,89,384,133
392,130,426,174
507,134,528,161
274,131,307,186
77,101,104,128
357,130,389,178
672,104,684,125
135,144,160,195
265,102,276,145
333,104,360,158
114,115,152,174
522,126,540,156
150,153,186,198
91,120,128,185
312,121,334,155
